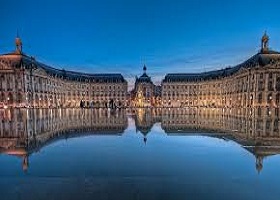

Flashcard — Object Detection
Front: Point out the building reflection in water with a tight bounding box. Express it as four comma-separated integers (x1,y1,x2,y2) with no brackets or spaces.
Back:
160,107,280,173
0,108,128,171
131,108,162,144
0,107,280,173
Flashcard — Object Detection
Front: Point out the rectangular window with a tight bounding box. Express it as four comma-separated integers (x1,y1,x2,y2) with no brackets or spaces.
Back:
275,108,279,117
268,81,273,91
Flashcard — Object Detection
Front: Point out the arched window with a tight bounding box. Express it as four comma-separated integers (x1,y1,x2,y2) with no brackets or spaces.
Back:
276,93,280,105
35,94,39,104
258,93,262,104
17,93,23,103
277,77,280,91
268,81,273,91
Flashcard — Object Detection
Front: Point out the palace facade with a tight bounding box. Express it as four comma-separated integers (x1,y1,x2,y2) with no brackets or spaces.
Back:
1,33,280,109
0,37,127,108
129,65,161,107
162,33,280,108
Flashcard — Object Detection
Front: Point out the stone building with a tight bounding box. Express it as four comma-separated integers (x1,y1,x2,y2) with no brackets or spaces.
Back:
162,33,280,109
0,37,127,108
2,33,280,109
130,65,161,107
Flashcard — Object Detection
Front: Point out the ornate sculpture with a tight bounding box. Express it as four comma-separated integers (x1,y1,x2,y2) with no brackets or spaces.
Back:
261,31,269,52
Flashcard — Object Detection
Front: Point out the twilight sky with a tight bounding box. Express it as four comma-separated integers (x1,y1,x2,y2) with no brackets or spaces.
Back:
0,0,280,87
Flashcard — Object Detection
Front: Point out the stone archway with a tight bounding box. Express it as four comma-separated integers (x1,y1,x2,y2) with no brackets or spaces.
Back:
27,93,32,107
50,95,53,107
39,95,43,108
17,93,23,105
7,93,13,106
267,93,273,105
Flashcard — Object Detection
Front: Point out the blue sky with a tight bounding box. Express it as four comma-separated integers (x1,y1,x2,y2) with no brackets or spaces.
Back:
1,0,280,87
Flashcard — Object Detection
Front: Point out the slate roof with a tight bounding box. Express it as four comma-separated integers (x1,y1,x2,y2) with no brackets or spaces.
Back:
135,72,153,84
0,51,126,83
163,50,280,83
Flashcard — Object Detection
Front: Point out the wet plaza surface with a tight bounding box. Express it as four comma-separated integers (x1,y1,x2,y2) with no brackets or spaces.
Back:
0,108,280,200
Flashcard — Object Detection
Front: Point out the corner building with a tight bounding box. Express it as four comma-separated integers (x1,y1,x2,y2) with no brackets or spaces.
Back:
162,33,280,109
0,37,127,108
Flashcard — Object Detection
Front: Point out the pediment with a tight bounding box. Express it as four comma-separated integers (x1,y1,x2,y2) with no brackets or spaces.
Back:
0,59,16,70
33,67,48,77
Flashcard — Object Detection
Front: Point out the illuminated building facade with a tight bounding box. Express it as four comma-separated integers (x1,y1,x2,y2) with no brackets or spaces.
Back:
0,37,128,108
1,33,280,109
162,33,280,108
130,65,161,107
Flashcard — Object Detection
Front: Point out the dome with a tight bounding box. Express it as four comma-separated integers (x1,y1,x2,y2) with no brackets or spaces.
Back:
135,65,153,84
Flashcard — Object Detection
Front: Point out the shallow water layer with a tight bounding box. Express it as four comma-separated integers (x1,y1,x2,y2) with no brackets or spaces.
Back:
0,108,280,200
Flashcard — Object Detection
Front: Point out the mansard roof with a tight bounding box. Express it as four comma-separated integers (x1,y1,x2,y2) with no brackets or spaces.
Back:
163,50,280,83
135,65,154,84
136,72,153,84
0,51,127,83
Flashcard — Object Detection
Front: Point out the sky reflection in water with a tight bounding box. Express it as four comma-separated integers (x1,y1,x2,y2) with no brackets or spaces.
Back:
0,108,280,200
